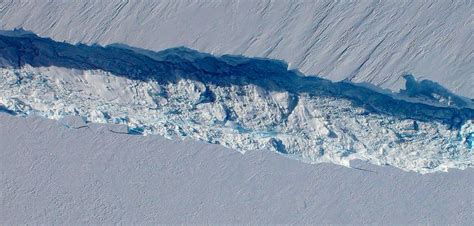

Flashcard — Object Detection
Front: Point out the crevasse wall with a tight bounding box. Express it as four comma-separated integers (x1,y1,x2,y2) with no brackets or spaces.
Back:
1,32,473,173
0,0,472,97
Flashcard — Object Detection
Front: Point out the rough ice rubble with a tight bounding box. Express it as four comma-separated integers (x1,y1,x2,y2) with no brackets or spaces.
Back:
1,67,473,174
0,33,473,173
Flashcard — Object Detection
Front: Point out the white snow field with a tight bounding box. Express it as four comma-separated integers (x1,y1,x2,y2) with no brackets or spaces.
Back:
1,1,474,224
1,113,473,224
0,0,472,97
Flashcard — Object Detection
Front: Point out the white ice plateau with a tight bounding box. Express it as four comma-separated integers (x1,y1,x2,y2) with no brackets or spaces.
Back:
0,0,473,97
0,30,473,173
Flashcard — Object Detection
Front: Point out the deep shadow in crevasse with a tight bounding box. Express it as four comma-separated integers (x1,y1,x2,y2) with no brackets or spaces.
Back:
0,30,473,128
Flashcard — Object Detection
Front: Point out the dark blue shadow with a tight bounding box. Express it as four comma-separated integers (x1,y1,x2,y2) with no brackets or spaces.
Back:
1,30,473,129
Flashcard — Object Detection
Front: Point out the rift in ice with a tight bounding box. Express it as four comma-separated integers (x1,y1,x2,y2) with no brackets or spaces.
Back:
1,30,473,173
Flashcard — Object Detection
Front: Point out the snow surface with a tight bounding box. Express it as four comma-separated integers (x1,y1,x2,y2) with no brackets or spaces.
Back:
0,0,472,97
1,113,473,224
1,32,473,173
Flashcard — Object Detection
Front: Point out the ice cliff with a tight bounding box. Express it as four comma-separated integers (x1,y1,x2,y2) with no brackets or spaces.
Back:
0,31,473,173
1,0,472,97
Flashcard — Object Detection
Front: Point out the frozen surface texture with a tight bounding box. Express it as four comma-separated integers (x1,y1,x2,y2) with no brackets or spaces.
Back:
1,114,473,224
1,32,473,173
0,0,472,97
0,1,473,223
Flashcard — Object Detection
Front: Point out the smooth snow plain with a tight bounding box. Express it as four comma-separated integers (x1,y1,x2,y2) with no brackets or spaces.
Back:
1,113,473,224
0,0,472,97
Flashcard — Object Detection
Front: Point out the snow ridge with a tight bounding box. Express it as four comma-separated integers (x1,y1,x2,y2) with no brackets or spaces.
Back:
1,31,473,173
